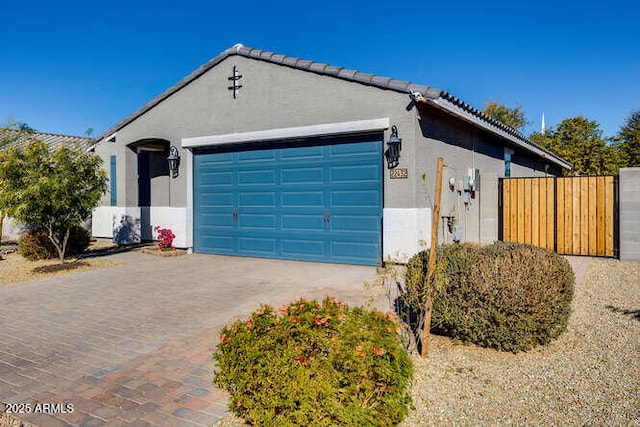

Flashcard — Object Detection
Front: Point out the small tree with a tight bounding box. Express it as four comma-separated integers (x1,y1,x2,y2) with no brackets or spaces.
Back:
618,109,640,167
482,100,530,133
0,122,35,244
0,140,107,263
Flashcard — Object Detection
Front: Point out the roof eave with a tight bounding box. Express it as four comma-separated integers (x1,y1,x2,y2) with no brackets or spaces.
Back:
417,96,572,171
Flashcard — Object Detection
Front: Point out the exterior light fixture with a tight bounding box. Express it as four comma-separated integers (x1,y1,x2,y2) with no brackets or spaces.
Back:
385,125,402,169
167,146,180,178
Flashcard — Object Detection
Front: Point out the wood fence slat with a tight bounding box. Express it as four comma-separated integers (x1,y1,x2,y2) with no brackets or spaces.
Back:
517,179,525,243
511,178,516,242
524,179,532,244
580,178,589,255
605,176,614,257
572,178,581,253
556,178,564,253
539,179,547,249
564,178,573,254
532,179,539,247
588,177,597,255
547,178,555,251
502,179,510,241
596,177,605,256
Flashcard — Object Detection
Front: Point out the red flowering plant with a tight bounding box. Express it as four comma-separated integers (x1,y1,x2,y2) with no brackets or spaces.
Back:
213,297,413,426
153,226,175,251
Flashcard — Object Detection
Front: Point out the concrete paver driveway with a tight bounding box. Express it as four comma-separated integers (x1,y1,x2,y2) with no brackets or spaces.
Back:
0,251,380,426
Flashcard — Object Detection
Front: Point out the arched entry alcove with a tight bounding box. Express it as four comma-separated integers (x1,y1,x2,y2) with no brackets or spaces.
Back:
127,138,171,241
128,139,171,207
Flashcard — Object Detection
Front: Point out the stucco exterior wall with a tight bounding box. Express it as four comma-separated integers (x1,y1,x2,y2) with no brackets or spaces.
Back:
92,53,563,259
413,105,555,245
102,56,417,210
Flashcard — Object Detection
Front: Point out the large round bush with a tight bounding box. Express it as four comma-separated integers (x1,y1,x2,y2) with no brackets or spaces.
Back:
404,242,575,352
213,297,413,426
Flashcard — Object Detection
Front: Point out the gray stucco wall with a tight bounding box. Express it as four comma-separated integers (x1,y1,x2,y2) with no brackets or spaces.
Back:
94,54,561,248
100,55,417,210
619,168,640,261
413,105,554,245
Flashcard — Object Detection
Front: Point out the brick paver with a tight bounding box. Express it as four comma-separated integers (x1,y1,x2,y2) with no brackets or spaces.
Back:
0,251,379,426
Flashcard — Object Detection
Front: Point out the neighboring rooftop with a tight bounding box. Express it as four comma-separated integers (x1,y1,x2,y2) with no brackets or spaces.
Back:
97,43,570,169
0,129,94,152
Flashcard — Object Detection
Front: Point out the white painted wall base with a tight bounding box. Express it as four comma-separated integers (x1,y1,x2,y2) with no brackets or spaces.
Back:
383,208,431,263
1,216,26,241
92,206,189,248
94,206,431,262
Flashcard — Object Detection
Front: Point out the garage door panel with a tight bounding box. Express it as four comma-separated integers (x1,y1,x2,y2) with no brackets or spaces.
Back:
194,138,382,265
281,145,324,160
198,234,235,252
199,171,233,185
238,150,277,163
330,241,379,262
281,214,325,231
281,239,325,257
199,192,234,207
331,165,380,182
199,213,234,227
331,215,380,231
239,214,276,228
199,152,234,166
238,237,276,254
281,167,324,184
331,190,381,207
238,192,276,207
281,191,324,208
238,169,276,185
330,142,380,157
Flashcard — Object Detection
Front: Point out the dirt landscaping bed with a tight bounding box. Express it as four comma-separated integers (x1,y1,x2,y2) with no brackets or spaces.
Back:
0,239,122,287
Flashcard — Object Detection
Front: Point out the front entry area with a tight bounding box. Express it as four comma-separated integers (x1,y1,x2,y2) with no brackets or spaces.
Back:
193,135,383,265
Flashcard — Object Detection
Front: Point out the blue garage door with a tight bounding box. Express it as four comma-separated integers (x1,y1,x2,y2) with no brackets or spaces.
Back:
193,136,382,265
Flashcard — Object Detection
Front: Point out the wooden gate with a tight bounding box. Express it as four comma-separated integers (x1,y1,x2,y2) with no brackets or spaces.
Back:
499,176,618,257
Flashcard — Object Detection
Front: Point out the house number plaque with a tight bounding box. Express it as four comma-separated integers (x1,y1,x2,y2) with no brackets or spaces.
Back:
390,168,408,179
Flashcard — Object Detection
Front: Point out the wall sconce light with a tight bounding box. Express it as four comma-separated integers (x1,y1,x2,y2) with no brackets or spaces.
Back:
167,146,180,178
385,125,402,169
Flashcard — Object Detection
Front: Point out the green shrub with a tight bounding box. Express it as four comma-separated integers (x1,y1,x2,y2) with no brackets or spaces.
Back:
18,227,91,260
403,242,575,352
213,297,413,426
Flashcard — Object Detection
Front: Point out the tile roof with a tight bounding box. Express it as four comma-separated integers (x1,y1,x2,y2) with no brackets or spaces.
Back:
96,43,570,169
0,129,94,152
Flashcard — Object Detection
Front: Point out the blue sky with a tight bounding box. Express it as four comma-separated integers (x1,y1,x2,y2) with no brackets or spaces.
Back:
1,0,638,139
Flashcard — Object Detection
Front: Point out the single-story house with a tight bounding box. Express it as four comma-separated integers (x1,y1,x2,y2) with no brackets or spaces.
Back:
0,130,93,241
92,43,570,265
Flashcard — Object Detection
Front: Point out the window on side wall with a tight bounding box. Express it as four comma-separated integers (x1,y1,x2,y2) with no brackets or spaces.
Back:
504,148,514,178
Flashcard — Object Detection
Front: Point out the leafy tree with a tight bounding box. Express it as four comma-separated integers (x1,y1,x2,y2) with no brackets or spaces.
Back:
530,116,622,175
0,122,35,244
617,109,640,167
482,100,530,133
0,140,107,263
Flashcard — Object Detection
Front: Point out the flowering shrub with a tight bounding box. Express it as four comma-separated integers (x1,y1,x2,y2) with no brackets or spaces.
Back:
213,297,413,426
154,226,175,251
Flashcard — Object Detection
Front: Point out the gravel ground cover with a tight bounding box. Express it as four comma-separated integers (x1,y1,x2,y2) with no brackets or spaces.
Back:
403,257,639,425
217,257,639,426
0,239,122,287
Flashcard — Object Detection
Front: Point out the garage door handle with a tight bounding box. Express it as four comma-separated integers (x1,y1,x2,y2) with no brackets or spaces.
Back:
323,210,330,225
233,210,238,223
